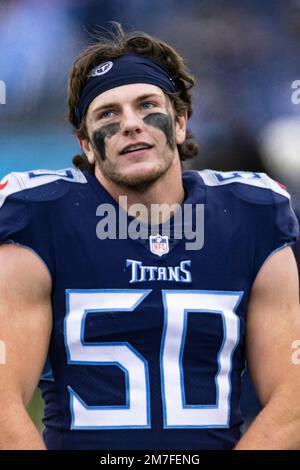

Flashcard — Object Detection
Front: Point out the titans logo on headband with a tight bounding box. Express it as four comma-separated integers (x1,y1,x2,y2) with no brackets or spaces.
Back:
88,61,114,77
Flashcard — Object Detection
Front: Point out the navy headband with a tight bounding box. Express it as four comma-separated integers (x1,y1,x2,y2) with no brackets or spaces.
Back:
75,53,178,126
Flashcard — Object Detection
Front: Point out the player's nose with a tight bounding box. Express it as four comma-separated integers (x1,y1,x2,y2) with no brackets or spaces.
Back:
120,106,144,136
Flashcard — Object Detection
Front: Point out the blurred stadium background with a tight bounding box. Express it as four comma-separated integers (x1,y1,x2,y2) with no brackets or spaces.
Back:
1,0,300,437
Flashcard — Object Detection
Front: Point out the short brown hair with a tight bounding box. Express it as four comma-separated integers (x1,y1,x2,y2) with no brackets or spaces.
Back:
68,23,198,170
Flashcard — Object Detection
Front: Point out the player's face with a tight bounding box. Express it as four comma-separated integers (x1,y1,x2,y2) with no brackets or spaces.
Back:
81,84,187,188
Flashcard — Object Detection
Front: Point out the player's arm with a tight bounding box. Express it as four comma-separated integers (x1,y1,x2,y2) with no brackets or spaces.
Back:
235,246,300,449
0,244,52,450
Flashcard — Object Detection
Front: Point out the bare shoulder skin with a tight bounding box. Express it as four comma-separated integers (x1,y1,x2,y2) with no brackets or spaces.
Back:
0,244,52,449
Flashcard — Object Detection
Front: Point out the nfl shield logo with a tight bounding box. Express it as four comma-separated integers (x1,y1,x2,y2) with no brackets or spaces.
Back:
149,234,169,257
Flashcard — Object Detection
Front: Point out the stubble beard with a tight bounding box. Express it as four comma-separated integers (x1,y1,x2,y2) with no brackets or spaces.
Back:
96,147,175,191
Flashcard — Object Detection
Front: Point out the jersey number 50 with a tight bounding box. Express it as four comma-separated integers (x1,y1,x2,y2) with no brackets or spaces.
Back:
65,289,241,429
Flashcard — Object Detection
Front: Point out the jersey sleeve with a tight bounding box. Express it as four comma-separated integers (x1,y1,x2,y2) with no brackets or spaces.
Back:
265,174,299,249
0,167,87,282
254,174,299,277
0,171,56,280
0,172,33,245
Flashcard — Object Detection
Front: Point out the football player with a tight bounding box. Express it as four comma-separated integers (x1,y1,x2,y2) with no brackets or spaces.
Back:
0,25,300,450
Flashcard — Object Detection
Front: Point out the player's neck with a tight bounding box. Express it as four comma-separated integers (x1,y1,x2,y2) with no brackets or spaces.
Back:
94,161,185,225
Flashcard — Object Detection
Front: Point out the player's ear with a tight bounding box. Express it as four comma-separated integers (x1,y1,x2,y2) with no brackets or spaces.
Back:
175,111,187,145
77,135,96,165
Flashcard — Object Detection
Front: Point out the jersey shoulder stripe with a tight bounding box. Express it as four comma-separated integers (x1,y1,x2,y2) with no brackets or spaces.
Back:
198,169,290,199
0,168,87,209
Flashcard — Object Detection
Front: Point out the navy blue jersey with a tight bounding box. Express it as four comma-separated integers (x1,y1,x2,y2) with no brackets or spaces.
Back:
0,168,298,450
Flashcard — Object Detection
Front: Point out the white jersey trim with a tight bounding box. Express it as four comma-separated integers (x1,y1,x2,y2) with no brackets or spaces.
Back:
0,168,87,209
198,170,290,200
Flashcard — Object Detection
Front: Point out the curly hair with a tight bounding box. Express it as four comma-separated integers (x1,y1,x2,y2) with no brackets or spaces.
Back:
68,23,198,170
